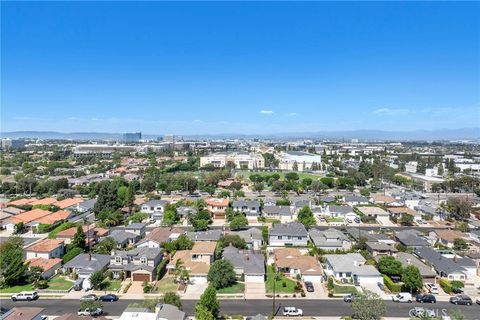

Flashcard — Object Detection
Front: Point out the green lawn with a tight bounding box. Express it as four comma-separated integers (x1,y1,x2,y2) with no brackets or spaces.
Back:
153,276,178,293
327,217,345,223
266,266,298,294
102,279,122,291
0,283,33,293
217,282,245,294
47,276,74,291
333,283,357,294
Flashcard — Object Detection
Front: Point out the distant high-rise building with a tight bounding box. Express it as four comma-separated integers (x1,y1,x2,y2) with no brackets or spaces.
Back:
1,139,26,150
123,132,142,143
164,134,175,143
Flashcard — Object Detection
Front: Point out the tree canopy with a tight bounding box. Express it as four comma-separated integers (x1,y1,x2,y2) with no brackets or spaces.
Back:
207,260,236,289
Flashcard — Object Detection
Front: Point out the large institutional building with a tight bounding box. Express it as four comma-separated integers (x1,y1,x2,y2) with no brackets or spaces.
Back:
276,151,322,171
200,152,264,169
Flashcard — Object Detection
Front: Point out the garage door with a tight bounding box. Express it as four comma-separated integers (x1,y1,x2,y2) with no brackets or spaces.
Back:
358,276,382,285
132,273,150,282
190,276,208,284
245,275,264,283
303,275,322,283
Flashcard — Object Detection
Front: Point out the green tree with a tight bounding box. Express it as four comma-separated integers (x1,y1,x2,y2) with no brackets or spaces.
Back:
351,290,386,320
198,285,219,318
230,214,248,230
92,237,116,254
72,225,87,251
285,172,299,181
453,238,468,251
262,226,269,242
89,270,106,290
0,236,28,287
14,222,25,234
163,207,179,226
126,212,148,224
195,304,214,320
297,205,316,227
62,246,83,263
402,265,423,293
399,213,414,226
377,256,403,277
207,260,236,289
446,197,473,220
163,291,182,309
215,234,247,259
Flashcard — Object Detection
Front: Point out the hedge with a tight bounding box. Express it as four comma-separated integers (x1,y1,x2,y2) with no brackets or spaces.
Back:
383,275,402,293
439,278,453,294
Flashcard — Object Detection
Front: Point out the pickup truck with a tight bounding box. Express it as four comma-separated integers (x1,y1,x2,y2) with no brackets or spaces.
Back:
283,307,303,316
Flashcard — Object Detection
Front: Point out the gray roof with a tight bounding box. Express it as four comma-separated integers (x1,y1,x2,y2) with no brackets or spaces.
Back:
63,253,110,274
68,198,96,211
270,222,308,237
187,229,222,241
395,230,430,247
263,205,291,216
232,228,263,242
366,241,398,252
232,200,260,209
177,206,197,216
394,252,437,277
344,195,369,203
142,199,168,207
108,230,140,244
115,247,162,260
319,196,336,203
222,245,265,275
414,247,467,276
156,303,186,320
309,228,347,248
324,253,366,273
123,307,151,313
328,205,354,214
294,199,311,208
125,223,147,230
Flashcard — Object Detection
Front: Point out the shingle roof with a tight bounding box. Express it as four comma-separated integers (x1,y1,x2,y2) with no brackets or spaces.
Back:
63,253,110,273
414,247,466,276
187,229,222,241
270,222,308,237
156,303,186,320
393,252,436,277
324,253,366,273
222,245,265,275
395,230,430,247
263,206,291,216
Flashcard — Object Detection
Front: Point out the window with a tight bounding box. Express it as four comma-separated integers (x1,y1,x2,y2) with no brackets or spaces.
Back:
278,236,283,240
115,256,121,263
140,257,147,264
297,237,303,240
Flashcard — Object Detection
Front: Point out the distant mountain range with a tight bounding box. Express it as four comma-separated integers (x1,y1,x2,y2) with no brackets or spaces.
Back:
1,127,479,141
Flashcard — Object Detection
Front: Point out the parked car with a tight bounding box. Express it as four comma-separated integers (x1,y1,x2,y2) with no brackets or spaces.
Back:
450,295,472,305
11,291,39,302
390,276,401,283
452,287,464,294
377,282,385,291
283,307,303,316
409,307,436,318
99,294,119,302
304,282,314,292
73,278,84,291
392,292,413,303
416,294,436,303
425,283,439,294
80,294,98,302
343,293,356,303
77,308,103,316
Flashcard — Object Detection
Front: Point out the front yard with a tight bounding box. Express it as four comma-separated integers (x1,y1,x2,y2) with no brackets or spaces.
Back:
102,279,122,291
46,275,74,291
0,283,33,294
332,283,357,294
217,282,245,294
266,265,299,294
153,276,178,293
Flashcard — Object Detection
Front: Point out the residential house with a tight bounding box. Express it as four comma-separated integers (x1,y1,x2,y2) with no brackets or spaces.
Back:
125,222,147,237
2,208,52,231
56,225,108,246
343,195,369,206
231,228,264,250
346,228,394,244
54,198,83,210
232,200,261,217
434,230,467,248
309,228,351,251
119,304,186,320
177,206,197,220
394,230,430,247
292,199,313,214
7,198,38,207
25,257,62,279
25,239,65,260
109,247,162,282
388,207,423,222
370,194,401,206
468,230,480,243
137,227,184,249
222,245,265,283
187,229,222,242
394,252,437,283
321,205,356,220
319,196,336,203
141,199,169,221
273,247,323,283
1,307,45,320
262,206,293,222
269,222,309,247
263,198,277,207
168,241,216,284
63,253,110,289
414,247,469,281
30,197,57,206
205,198,229,219
106,229,142,248
356,206,390,218
323,253,383,286
28,210,73,231
66,198,97,214
365,242,398,257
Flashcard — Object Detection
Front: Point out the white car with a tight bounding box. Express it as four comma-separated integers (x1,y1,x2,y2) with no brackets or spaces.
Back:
11,291,39,301
425,283,439,294
77,308,103,316
283,307,303,317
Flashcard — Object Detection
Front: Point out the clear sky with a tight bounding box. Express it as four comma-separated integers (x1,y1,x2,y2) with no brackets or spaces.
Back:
1,1,479,135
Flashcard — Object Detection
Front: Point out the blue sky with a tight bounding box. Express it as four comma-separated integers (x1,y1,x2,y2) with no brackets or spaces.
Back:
2,1,479,134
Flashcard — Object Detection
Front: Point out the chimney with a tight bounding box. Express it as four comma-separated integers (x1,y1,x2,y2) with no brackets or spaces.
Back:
453,255,458,263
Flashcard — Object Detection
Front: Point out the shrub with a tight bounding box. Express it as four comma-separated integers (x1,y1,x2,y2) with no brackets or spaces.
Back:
62,247,83,263
450,280,464,289
383,275,402,293
123,282,132,293
439,278,453,294
327,277,334,291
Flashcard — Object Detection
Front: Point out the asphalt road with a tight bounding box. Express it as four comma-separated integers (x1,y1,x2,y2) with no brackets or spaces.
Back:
1,298,479,318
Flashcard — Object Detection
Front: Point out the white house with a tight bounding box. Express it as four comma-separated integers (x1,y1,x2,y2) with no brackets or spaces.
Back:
323,253,382,286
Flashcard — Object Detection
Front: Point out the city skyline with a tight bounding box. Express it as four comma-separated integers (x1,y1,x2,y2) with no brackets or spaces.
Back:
2,2,479,134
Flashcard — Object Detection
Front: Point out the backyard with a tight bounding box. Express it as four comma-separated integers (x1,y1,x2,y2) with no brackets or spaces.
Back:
266,266,299,294
217,282,245,294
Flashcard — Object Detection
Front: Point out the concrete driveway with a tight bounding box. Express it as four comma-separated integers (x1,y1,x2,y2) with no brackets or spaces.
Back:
183,283,208,299
304,282,327,299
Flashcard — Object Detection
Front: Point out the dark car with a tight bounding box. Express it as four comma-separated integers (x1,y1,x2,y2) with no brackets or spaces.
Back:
450,295,473,306
452,287,464,294
343,294,357,303
304,281,314,292
99,294,119,302
416,294,436,303
390,276,401,283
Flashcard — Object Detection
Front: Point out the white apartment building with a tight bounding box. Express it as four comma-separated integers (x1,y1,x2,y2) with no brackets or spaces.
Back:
200,152,264,169
276,151,321,171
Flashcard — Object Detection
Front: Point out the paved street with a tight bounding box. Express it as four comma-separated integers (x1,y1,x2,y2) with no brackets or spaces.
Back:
1,298,479,318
